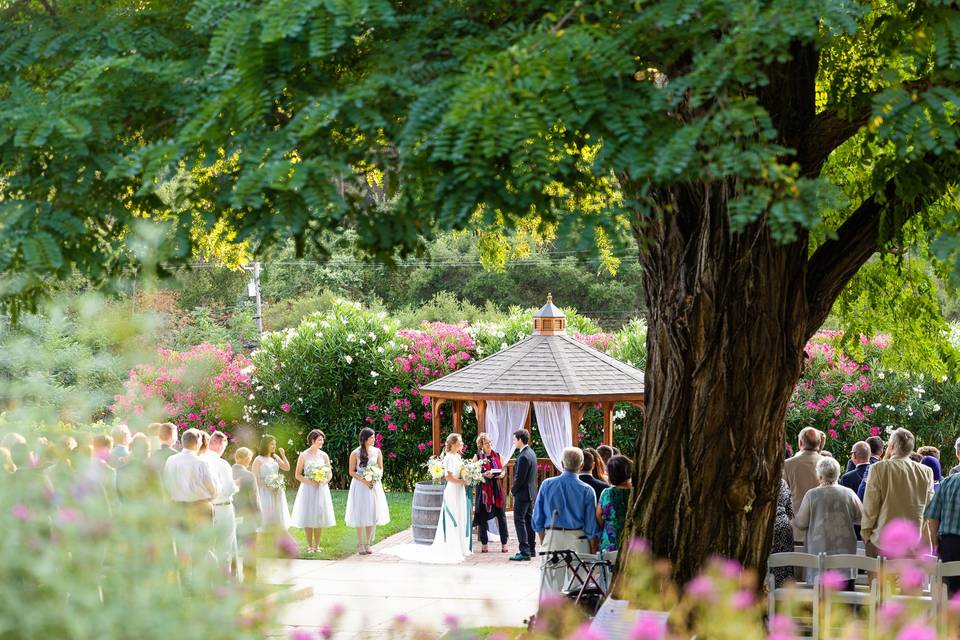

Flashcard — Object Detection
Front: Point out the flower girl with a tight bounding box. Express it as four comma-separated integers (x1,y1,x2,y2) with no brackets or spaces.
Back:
344,428,390,554
252,435,290,531
291,429,336,553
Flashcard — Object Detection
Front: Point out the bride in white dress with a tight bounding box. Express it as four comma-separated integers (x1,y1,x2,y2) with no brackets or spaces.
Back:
385,433,473,564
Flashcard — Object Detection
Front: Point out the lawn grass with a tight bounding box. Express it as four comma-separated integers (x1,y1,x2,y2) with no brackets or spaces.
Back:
284,489,413,560
456,627,528,639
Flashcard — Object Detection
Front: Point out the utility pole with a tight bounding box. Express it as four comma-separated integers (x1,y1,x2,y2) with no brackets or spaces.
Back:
247,262,263,336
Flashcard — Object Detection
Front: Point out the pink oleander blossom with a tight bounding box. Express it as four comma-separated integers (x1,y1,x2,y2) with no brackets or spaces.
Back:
878,519,921,558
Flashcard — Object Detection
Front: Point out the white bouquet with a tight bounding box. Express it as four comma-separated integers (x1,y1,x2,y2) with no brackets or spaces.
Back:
306,461,332,484
265,473,286,491
460,459,484,486
362,465,383,484
424,455,445,484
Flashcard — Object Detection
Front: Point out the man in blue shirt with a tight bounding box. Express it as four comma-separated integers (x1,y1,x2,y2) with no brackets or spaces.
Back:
532,447,599,594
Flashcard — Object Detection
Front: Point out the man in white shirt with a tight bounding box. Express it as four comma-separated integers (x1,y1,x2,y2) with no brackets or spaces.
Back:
201,430,239,575
163,428,219,532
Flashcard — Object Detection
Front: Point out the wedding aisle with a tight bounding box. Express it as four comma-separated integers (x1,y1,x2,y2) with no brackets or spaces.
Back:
263,515,540,639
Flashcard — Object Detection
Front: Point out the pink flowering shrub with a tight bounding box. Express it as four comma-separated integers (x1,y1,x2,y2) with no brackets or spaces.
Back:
786,332,959,456
112,343,251,433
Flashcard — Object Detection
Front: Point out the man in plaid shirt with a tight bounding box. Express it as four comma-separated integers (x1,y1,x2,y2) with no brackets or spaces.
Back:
927,469,960,595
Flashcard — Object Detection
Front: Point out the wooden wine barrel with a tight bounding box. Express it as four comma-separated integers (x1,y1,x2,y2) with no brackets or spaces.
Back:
411,481,445,545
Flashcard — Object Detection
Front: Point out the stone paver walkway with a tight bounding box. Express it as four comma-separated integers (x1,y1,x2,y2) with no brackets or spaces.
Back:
262,514,540,639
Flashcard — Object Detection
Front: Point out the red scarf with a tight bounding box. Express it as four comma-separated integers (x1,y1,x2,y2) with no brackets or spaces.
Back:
479,450,505,510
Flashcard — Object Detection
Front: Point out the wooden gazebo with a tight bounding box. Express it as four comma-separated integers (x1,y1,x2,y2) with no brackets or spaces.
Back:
422,295,646,456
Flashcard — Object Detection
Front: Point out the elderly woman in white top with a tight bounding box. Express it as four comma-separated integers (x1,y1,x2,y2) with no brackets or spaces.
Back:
795,456,864,590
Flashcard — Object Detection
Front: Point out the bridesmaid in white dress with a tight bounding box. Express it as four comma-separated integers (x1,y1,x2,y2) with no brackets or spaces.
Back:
385,433,472,564
344,428,390,554
251,435,291,531
291,429,336,553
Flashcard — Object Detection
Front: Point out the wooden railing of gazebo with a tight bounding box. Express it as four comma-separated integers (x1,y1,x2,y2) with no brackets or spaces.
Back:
501,457,558,511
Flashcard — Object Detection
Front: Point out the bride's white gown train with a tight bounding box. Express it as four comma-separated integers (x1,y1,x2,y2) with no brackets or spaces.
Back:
385,453,473,564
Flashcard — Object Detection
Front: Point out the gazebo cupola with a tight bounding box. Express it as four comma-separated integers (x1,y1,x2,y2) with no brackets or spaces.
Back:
533,293,566,335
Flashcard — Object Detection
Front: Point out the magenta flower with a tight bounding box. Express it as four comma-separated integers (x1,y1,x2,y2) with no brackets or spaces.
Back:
730,590,754,610
318,626,332,639
442,613,459,629
686,575,716,600
390,386,401,394
567,623,605,640
896,622,936,640
627,537,649,554
289,631,313,640
820,569,846,591
880,600,906,623
768,613,796,639
281,403,292,413
878,519,920,558
12,503,30,520
387,423,397,431
899,565,927,591
421,396,431,406
417,443,426,452
629,614,666,640
276,535,299,558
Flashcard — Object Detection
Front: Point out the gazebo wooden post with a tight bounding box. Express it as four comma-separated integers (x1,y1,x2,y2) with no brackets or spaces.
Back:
569,402,586,446
602,402,614,447
431,397,442,456
476,399,487,431
452,400,462,434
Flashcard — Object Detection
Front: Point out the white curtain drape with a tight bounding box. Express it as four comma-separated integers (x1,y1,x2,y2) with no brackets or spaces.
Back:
484,401,531,464
534,401,572,471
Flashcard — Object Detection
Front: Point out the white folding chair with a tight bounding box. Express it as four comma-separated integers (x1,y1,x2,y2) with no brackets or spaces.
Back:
881,556,937,614
935,560,960,637
820,554,879,639
767,552,820,639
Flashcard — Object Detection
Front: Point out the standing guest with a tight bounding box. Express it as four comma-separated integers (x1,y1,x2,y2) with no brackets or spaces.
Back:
597,455,632,553
232,447,262,581
771,479,795,587
861,428,935,557
252,435,291,532
840,441,872,493
117,433,157,502
473,433,508,554
345,428,390,555
198,430,210,456
1,432,27,448
950,437,960,477
926,466,960,596
145,422,162,452
596,445,615,467
0,447,13,474
918,446,941,460
68,441,91,472
794,457,863,590
921,456,943,493
532,447,599,595
510,428,538,562
583,447,608,483
579,450,610,501
783,427,823,545
162,429,218,532
90,434,119,508
866,436,884,462
150,423,178,468
201,431,239,573
291,429,336,554
110,424,131,467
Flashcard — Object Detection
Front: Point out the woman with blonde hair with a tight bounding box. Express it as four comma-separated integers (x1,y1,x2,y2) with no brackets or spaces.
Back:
386,432,472,564
473,432,509,553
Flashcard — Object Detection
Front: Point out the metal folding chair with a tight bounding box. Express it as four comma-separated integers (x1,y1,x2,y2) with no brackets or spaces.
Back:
538,549,614,615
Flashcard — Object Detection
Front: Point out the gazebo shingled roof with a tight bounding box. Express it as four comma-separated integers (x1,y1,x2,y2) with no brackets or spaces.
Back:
421,294,645,455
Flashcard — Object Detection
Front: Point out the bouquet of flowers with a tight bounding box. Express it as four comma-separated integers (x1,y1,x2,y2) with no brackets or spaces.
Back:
424,455,445,484
265,473,286,492
362,465,383,484
460,459,485,486
306,461,332,484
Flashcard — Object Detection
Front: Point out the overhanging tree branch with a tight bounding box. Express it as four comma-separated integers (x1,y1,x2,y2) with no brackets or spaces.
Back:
797,107,872,178
804,151,955,334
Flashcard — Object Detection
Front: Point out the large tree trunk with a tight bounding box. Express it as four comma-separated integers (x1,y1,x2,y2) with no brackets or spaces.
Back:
622,181,812,584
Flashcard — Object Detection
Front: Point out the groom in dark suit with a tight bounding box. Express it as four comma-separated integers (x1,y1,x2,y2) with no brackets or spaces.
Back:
510,428,538,561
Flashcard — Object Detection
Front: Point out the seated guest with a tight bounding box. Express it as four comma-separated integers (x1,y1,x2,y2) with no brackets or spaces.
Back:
596,455,632,553
795,457,863,589
922,455,943,493
532,447,600,595
579,450,610,501
861,428,934,557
